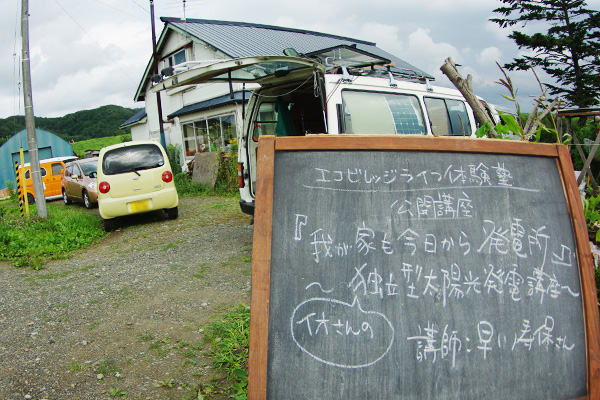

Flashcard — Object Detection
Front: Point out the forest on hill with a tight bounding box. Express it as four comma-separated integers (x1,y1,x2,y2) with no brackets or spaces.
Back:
0,105,140,145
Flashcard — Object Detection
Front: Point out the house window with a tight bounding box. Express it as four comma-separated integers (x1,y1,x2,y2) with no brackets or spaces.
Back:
182,113,237,156
165,49,186,68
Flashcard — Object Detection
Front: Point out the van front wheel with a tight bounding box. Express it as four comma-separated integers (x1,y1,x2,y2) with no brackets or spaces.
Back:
166,206,178,220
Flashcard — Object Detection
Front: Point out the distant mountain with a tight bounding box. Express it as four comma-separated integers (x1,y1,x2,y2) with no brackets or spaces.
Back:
0,105,140,144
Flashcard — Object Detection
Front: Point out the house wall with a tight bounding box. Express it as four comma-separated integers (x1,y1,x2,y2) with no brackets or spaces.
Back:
137,30,248,170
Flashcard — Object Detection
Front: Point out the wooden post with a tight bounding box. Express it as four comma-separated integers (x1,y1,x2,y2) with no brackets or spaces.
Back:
440,57,496,136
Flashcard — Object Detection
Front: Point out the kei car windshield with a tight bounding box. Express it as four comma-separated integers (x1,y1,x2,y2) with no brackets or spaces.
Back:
80,160,98,177
102,144,164,175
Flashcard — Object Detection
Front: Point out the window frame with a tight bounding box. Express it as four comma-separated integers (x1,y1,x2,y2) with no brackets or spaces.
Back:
424,96,472,136
181,113,237,157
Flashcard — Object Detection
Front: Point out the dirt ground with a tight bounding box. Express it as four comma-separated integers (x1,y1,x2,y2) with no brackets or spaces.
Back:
0,196,254,400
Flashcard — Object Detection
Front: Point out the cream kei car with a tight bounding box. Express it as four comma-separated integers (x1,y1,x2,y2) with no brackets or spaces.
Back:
97,140,179,231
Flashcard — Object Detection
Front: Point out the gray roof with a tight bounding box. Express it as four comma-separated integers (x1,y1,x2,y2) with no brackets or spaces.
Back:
167,90,252,119
165,18,431,77
120,108,147,128
134,18,433,102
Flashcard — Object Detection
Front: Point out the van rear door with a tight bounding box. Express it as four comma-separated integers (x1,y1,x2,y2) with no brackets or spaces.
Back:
151,56,325,92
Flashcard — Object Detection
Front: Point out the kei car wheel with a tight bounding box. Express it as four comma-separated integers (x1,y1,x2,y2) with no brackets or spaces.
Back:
62,189,72,205
166,206,179,220
83,190,92,209
103,218,117,232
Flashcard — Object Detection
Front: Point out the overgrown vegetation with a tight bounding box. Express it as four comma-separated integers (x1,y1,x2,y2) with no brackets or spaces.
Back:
202,305,250,400
71,134,131,158
174,140,240,197
0,201,105,269
582,189,600,303
0,105,138,144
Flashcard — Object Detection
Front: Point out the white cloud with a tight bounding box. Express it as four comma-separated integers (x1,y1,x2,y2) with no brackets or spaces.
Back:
0,0,579,119
478,46,502,66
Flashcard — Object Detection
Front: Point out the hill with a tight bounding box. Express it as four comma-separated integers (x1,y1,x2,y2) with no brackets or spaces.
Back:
0,105,140,144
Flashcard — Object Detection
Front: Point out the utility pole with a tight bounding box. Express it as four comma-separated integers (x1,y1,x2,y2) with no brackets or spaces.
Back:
21,0,47,218
150,0,167,149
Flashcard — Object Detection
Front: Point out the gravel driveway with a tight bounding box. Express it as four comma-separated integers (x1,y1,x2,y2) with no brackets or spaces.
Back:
0,196,253,400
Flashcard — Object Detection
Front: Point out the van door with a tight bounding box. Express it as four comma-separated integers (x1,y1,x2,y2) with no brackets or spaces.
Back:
47,162,65,197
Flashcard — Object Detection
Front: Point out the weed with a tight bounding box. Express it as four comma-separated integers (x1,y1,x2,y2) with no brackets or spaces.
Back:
95,359,119,376
139,331,153,341
162,242,178,252
149,337,171,358
204,305,250,399
69,362,83,372
169,264,187,271
153,378,174,388
80,264,97,273
108,387,128,397
87,321,100,330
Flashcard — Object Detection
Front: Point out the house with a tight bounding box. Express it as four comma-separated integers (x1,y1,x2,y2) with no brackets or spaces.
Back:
0,128,74,198
126,18,433,168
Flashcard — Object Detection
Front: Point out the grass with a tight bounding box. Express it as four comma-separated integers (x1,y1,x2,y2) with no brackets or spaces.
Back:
202,305,250,400
0,202,106,269
71,134,130,158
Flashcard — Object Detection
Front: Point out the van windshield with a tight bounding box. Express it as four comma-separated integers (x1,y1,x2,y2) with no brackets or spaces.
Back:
102,144,164,175
341,90,427,135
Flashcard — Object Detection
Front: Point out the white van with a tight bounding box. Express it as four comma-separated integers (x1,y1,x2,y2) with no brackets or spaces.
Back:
153,52,480,215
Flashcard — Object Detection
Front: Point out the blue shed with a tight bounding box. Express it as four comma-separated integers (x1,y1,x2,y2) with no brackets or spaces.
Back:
0,128,74,190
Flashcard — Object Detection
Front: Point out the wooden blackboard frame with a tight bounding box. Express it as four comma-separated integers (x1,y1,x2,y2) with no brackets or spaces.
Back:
248,135,600,400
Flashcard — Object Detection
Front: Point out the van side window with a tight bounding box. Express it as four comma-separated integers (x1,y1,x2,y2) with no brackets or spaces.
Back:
341,90,426,135
51,163,63,176
25,168,47,179
424,97,472,136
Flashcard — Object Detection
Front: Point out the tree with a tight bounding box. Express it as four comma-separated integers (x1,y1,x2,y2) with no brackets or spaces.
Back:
490,0,600,107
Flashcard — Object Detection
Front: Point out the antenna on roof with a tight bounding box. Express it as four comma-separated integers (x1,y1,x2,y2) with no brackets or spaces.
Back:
181,0,187,21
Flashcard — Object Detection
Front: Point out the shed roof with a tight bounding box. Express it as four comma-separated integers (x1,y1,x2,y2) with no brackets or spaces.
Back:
134,18,432,102
0,128,74,190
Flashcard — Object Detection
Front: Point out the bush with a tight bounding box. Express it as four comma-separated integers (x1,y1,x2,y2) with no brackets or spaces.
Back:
215,141,239,195
166,143,182,173
174,172,210,196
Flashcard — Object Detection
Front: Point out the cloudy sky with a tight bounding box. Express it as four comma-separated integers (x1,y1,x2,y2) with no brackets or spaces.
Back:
2,0,599,119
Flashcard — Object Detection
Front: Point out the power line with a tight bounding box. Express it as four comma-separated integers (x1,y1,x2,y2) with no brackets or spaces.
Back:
52,0,137,84
12,0,22,121
128,0,150,14
91,0,146,21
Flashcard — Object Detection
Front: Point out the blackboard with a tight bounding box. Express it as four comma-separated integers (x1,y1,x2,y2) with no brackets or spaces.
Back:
248,136,600,400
